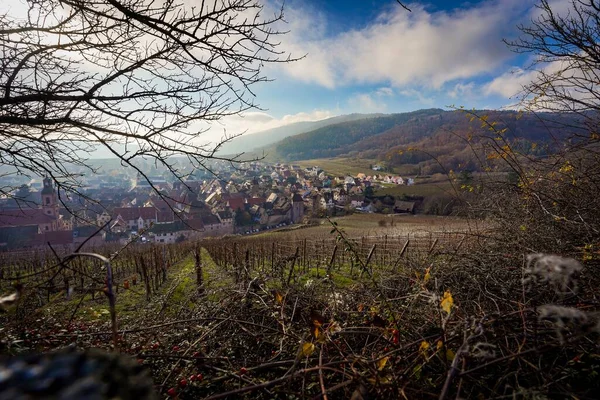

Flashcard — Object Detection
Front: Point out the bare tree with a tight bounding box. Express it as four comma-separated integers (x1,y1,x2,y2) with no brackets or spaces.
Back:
507,0,600,122
469,0,600,255
0,0,294,201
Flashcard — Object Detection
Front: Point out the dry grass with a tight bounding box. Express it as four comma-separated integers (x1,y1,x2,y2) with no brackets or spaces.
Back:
294,157,377,177
374,181,455,197
252,214,476,242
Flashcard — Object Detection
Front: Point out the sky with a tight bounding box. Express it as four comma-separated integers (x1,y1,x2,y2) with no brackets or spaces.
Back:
1,0,567,145
210,0,563,139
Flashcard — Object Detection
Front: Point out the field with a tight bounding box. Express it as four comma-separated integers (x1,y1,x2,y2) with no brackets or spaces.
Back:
374,181,455,197
252,213,476,241
294,157,378,177
0,213,597,399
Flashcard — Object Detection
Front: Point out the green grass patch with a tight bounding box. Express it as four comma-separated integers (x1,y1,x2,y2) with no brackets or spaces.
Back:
374,181,455,197
295,157,378,177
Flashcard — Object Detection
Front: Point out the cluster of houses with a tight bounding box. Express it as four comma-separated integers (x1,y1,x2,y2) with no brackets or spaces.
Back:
0,161,416,251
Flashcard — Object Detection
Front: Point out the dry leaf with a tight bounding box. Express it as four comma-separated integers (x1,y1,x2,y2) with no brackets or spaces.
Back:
300,342,315,357
316,330,327,344
311,325,320,339
440,290,454,314
377,356,389,371
274,290,283,305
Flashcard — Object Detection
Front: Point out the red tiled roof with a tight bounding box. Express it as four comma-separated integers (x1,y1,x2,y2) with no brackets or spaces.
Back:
157,210,175,223
112,207,157,221
0,209,55,227
222,192,245,200
183,219,204,230
167,190,189,204
226,198,245,210
151,199,171,210
111,216,128,229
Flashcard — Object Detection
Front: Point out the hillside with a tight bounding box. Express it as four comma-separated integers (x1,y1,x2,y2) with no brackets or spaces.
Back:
271,109,584,173
217,113,383,155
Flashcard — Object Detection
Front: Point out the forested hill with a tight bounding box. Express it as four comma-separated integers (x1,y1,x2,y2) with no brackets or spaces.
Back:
271,109,584,172
218,113,383,155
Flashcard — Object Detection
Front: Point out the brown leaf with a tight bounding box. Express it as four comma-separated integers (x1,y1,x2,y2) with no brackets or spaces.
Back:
273,290,284,305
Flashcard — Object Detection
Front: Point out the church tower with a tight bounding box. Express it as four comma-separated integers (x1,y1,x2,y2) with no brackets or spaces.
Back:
41,177,59,218
291,193,304,224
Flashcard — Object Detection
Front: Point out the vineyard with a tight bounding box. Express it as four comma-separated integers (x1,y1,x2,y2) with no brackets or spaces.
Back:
203,230,473,286
1,221,599,399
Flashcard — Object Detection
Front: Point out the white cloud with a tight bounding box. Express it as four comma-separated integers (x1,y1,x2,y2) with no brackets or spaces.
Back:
484,53,600,113
236,112,276,123
399,88,434,105
348,93,388,112
528,0,573,19
484,67,537,98
448,82,476,99
276,110,336,126
375,87,394,97
202,109,337,142
276,0,530,89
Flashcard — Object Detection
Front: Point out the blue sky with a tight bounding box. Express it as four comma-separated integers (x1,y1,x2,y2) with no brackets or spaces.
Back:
0,0,556,143
217,0,553,138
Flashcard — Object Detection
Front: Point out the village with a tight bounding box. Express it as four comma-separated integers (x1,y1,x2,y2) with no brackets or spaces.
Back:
0,161,418,251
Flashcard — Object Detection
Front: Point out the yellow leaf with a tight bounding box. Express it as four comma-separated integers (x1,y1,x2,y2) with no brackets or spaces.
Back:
423,267,431,284
377,356,389,371
316,331,327,344
440,290,454,314
274,290,283,305
446,349,456,361
312,326,320,339
436,340,443,350
300,342,315,357
419,341,430,356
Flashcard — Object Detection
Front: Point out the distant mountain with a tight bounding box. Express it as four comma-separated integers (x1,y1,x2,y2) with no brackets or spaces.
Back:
268,109,585,174
218,113,383,155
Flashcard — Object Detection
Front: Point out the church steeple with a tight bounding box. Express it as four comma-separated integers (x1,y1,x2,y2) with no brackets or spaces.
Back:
41,177,58,217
